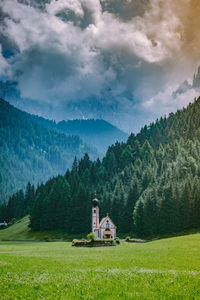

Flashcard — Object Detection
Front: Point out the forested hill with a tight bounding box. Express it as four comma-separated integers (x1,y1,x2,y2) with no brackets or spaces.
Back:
25,114,128,154
2,96,200,238
55,119,128,154
0,80,128,153
0,98,98,203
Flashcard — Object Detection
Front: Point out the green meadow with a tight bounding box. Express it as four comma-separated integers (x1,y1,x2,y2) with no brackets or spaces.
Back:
1,235,200,299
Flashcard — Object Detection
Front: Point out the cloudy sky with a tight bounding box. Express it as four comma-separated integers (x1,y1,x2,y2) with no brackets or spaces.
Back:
0,0,200,132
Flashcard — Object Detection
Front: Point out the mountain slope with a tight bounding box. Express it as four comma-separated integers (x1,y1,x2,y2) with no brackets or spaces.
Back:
173,65,200,98
3,97,200,238
21,113,128,154
0,81,128,154
26,96,200,236
0,98,98,202
0,216,63,241
56,119,128,154
0,216,32,241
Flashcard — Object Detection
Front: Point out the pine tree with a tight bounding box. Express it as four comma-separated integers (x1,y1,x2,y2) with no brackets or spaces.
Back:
30,184,44,231
143,189,158,236
133,200,144,237
120,178,139,233
24,182,35,215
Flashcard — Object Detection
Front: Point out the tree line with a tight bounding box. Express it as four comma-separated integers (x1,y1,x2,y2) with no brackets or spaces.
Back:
1,97,200,237
0,98,98,202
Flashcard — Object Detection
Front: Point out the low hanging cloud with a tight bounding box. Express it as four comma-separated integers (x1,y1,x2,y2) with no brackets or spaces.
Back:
0,0,200,132
0,44,8,77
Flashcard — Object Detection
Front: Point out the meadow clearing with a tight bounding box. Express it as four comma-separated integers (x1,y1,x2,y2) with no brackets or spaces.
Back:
0,234,200,299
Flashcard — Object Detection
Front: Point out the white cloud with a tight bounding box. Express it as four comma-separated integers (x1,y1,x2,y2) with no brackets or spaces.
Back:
142,86,200,119
0,45,8,76
0,0,199,132
46,0,84,17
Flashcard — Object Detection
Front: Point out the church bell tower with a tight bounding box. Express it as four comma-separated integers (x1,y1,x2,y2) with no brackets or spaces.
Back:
92,197,99,234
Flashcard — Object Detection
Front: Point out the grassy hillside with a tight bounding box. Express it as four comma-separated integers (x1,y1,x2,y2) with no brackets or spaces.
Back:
1,235,200,298
0,216,30,241
0,216,63,241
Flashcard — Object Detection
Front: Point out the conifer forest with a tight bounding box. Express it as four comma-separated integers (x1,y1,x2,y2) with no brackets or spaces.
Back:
2,97,200,237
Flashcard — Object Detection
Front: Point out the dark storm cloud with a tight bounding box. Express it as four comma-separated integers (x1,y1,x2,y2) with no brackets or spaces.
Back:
0,0,200,132
101,0,149,20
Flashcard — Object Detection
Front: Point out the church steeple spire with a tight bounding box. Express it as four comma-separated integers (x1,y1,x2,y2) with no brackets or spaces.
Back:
92,197,99,236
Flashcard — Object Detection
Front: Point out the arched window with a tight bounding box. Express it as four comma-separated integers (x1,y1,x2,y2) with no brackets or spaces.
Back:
105,220,110,230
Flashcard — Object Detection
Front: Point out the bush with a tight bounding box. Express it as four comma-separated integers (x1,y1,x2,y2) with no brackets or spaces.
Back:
87,232,95,241
0,225,6,230
115,237,120,244
125,236,130,242
72,239,79,246
44,236,50,242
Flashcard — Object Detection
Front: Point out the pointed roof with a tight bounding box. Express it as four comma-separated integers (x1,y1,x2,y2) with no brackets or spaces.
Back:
98,216,117,229
98,217,106,228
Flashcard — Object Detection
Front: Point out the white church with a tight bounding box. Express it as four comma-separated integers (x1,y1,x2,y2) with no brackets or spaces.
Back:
92,197,116,240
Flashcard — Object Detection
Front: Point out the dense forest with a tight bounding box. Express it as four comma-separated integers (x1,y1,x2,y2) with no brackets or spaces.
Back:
2,96,200,237
0,98,98,202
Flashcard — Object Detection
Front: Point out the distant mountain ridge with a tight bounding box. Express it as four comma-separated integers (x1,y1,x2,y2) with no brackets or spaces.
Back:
0,81,128,153
4,96,200,237
0,99,128,202
14,106,128,154
0,98,98,202
0,79,130,135
173,65,200,98
56,119,128,153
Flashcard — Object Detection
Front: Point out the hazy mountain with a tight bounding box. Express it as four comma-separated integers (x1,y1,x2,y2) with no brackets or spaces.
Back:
11,101,128,154
0,80,128,151
0,98,98,202
173,66,200,98
56,119,128,154
193,66,200,89
5,96,200,236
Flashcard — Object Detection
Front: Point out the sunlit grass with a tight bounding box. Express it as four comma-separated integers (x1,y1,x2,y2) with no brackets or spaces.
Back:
0,216,63,241
0,234,200,299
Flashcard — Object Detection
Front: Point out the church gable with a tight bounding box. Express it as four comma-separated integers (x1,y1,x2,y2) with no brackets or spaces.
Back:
92,197,116,239
99,216,116,229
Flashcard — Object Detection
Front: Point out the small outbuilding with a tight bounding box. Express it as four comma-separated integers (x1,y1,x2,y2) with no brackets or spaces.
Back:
0,221,7,227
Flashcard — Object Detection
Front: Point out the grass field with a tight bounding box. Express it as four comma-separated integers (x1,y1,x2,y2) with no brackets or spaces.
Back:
0,216,63,241
1,235,200,299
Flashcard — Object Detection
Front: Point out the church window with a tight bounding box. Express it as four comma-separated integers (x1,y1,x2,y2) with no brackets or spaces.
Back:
106,220,110,229
94,209,96,213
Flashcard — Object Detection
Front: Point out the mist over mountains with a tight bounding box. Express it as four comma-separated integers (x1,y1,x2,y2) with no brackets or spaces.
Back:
173,66,200,98
3,96,200,237
1,0,200,238
0,98,127,202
